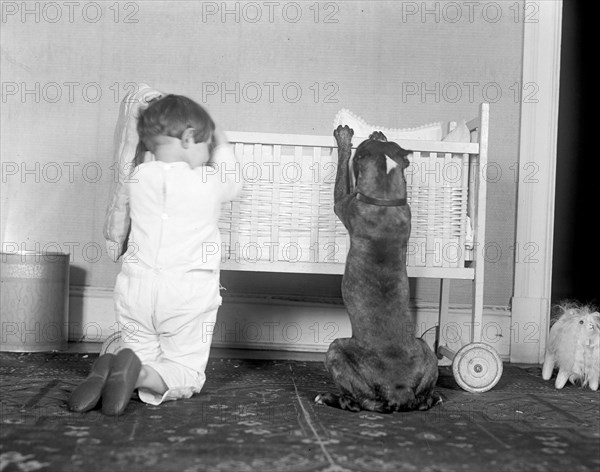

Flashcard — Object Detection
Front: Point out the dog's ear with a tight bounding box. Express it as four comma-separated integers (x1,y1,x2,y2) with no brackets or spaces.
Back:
381,142,410,169
394,145,411,169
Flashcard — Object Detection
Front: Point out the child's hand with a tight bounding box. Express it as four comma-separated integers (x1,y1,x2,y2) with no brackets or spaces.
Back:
213,125,229,148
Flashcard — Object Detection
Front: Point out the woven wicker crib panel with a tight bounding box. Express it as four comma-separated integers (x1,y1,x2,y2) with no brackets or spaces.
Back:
221,142,278,263
220,145,470,268
271,146,316,263
219,143,348,265
314,148,349,265
405,152,469,268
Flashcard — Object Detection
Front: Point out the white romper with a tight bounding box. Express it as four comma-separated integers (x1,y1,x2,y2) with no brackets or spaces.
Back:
114,146,241,405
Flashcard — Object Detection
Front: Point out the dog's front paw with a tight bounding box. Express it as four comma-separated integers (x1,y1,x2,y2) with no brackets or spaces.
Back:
334,125,354,148
369,131,387,142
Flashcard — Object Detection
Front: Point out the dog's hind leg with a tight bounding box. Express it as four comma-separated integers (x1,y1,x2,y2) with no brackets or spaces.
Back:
316,338,361,411
391,340,442,411
316,338,387,412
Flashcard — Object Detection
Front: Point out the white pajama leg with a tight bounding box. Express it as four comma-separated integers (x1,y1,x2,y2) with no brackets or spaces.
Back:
114,268,163,363
113,264,221,405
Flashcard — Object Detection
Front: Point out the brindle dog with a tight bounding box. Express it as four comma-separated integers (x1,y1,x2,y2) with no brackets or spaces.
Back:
315,125,442,412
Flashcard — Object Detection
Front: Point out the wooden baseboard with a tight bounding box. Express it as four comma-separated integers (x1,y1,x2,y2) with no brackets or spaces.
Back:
68,286,511,361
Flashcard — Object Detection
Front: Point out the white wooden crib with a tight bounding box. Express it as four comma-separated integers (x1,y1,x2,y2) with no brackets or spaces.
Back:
219,103,502,392
101,103,502,392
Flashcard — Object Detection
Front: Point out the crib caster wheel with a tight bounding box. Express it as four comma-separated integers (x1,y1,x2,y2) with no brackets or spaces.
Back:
452,342,503,393
100,332,122,356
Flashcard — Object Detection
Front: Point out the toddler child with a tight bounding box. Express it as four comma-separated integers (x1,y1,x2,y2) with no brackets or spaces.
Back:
68,94,242,415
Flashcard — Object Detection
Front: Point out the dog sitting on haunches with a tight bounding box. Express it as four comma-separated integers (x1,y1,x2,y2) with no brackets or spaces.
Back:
315,126,442,413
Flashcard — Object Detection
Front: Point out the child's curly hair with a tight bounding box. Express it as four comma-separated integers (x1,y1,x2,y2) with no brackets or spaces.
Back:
134,94,215,165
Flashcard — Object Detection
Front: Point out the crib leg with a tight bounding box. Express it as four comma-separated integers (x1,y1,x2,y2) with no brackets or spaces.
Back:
437,277,503,393
472,267,484,344
436,279,452,360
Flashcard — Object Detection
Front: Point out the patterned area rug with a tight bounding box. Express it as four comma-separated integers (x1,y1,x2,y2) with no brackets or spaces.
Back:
0,352,598,472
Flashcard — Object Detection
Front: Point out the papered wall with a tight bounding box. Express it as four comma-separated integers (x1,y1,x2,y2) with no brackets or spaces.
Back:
1,1,524,306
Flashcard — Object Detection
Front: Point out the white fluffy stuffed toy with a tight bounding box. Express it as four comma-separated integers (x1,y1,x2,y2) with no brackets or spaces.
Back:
542,302,600,390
